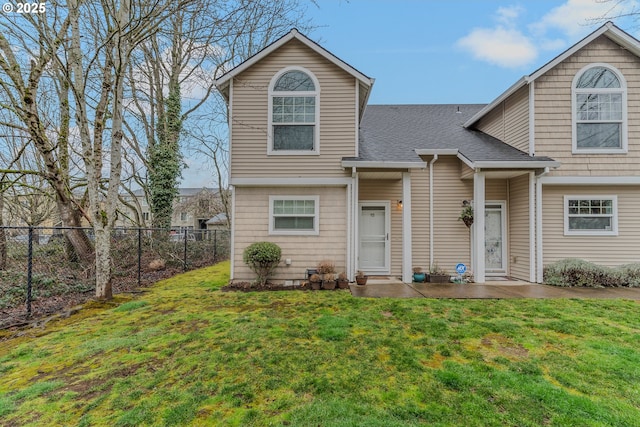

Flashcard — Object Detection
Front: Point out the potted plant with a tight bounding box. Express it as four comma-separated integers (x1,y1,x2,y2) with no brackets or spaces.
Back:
322,273,337,290
355,270,368,286
412,267,426,283
428,262,451,283
458,203,473,228
317,260,336,276
309,274,322,290
337,272,350,289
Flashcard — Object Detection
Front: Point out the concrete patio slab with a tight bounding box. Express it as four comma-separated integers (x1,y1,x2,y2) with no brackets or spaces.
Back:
349,281,640,300
349,282,424,298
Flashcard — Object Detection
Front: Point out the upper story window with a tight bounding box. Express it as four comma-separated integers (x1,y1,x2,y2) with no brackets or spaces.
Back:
572,64,627,154
268,67,320,155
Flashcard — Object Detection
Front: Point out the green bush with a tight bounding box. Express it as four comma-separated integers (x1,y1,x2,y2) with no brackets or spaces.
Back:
543,258,640,288
242,241,281,286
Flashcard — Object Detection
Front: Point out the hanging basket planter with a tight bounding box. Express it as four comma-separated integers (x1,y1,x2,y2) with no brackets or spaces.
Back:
458,205,474,228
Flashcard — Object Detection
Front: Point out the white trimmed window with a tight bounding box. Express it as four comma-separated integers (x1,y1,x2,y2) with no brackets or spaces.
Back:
572,64,627,154
269,196,319,235
564,196,618,236
268,67,320,155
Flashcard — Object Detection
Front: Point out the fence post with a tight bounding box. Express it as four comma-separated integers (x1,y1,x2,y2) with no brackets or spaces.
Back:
183,229,187,271
137,228,142,286
26,226,33,317
213,229,217,259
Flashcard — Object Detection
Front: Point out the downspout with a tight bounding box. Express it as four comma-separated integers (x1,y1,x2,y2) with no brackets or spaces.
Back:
429,154,438,267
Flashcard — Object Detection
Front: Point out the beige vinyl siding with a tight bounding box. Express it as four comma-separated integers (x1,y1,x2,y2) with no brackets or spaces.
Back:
508,174,531,280
542,185,640,267
535,36,640,176
233,186,347,282
231,39,355,178
359,179,402,276
486,179,507,201
431,157,473,273
410,168,430,270
476,85,530,152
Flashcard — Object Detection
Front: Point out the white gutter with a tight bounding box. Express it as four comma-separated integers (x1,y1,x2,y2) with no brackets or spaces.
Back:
429,154,438,267
471,160,561,169
341,160,426,169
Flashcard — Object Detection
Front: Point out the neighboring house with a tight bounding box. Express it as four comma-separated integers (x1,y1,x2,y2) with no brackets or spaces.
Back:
118,187,225,231
215,23,640,284
205,213,229,230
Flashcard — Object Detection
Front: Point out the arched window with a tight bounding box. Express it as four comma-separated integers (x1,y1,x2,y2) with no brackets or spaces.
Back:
268,67,319,154
573,64,627,153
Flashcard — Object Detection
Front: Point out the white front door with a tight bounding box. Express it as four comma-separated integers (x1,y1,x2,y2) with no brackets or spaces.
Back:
359,202,390,273
485,202,506,274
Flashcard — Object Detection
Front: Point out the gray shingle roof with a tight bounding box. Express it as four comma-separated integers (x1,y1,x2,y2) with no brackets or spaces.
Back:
351,104,556,164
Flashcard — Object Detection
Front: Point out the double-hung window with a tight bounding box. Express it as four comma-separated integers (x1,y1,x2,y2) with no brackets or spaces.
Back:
573,64,627,153
268,67,319,154
564,196,617,236
269,196,319,235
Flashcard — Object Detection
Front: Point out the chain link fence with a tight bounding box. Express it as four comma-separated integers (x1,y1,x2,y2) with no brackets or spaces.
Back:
0,226,229,328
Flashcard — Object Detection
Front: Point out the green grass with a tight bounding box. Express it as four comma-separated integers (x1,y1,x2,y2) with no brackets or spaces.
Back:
1,261,639,426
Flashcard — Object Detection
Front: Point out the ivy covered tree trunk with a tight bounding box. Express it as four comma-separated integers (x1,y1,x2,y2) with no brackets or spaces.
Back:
149,23,183,230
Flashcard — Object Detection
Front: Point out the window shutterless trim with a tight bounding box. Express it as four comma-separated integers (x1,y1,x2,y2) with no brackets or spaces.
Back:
267,66,320,156
268,195,319,235
563,195,618,236
571,63,627,154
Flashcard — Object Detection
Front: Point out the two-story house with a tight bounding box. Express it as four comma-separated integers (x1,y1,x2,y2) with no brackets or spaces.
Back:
216,22,640,284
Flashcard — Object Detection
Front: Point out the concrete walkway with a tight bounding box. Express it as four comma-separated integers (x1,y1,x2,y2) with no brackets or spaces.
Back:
349,281,640,300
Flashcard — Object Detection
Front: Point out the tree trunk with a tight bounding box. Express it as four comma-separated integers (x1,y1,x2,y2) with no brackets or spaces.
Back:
0,189,6,270
94,227,112,299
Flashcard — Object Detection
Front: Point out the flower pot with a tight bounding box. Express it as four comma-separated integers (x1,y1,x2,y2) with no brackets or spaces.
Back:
413,272,426,283
310,281,322,290
323,280,337,290
355,276,368,286
337,279,350,289
428,274,451,283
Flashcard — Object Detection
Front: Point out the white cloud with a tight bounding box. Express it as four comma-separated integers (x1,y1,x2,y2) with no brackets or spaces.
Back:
457,26,538,68
496,5,524,26
456,0,640,69
531,0,621,37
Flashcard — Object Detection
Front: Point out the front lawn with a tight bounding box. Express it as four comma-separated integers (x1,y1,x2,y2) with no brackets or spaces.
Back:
1,261,639,426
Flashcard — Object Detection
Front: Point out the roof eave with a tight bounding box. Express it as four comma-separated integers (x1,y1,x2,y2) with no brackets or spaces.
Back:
472,160,561,169
341,160,426,169
214,29,374,92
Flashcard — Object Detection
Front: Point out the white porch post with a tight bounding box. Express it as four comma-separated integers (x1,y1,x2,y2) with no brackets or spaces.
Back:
473,171,486,283
536,177,543,283
351,170,359,281
402,172,412,283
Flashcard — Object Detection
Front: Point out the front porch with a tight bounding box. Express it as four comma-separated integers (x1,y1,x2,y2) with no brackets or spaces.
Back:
350,160,544,285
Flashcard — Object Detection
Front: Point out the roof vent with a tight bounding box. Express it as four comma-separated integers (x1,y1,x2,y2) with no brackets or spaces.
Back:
456,106,461,114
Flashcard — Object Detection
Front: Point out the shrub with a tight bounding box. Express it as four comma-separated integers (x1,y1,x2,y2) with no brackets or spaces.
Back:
543,258,623,288
242,242,281,285
618,264,640,287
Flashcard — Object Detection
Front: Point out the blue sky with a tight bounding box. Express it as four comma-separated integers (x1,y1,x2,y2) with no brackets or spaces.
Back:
182,0,639,187
303,0,638,104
